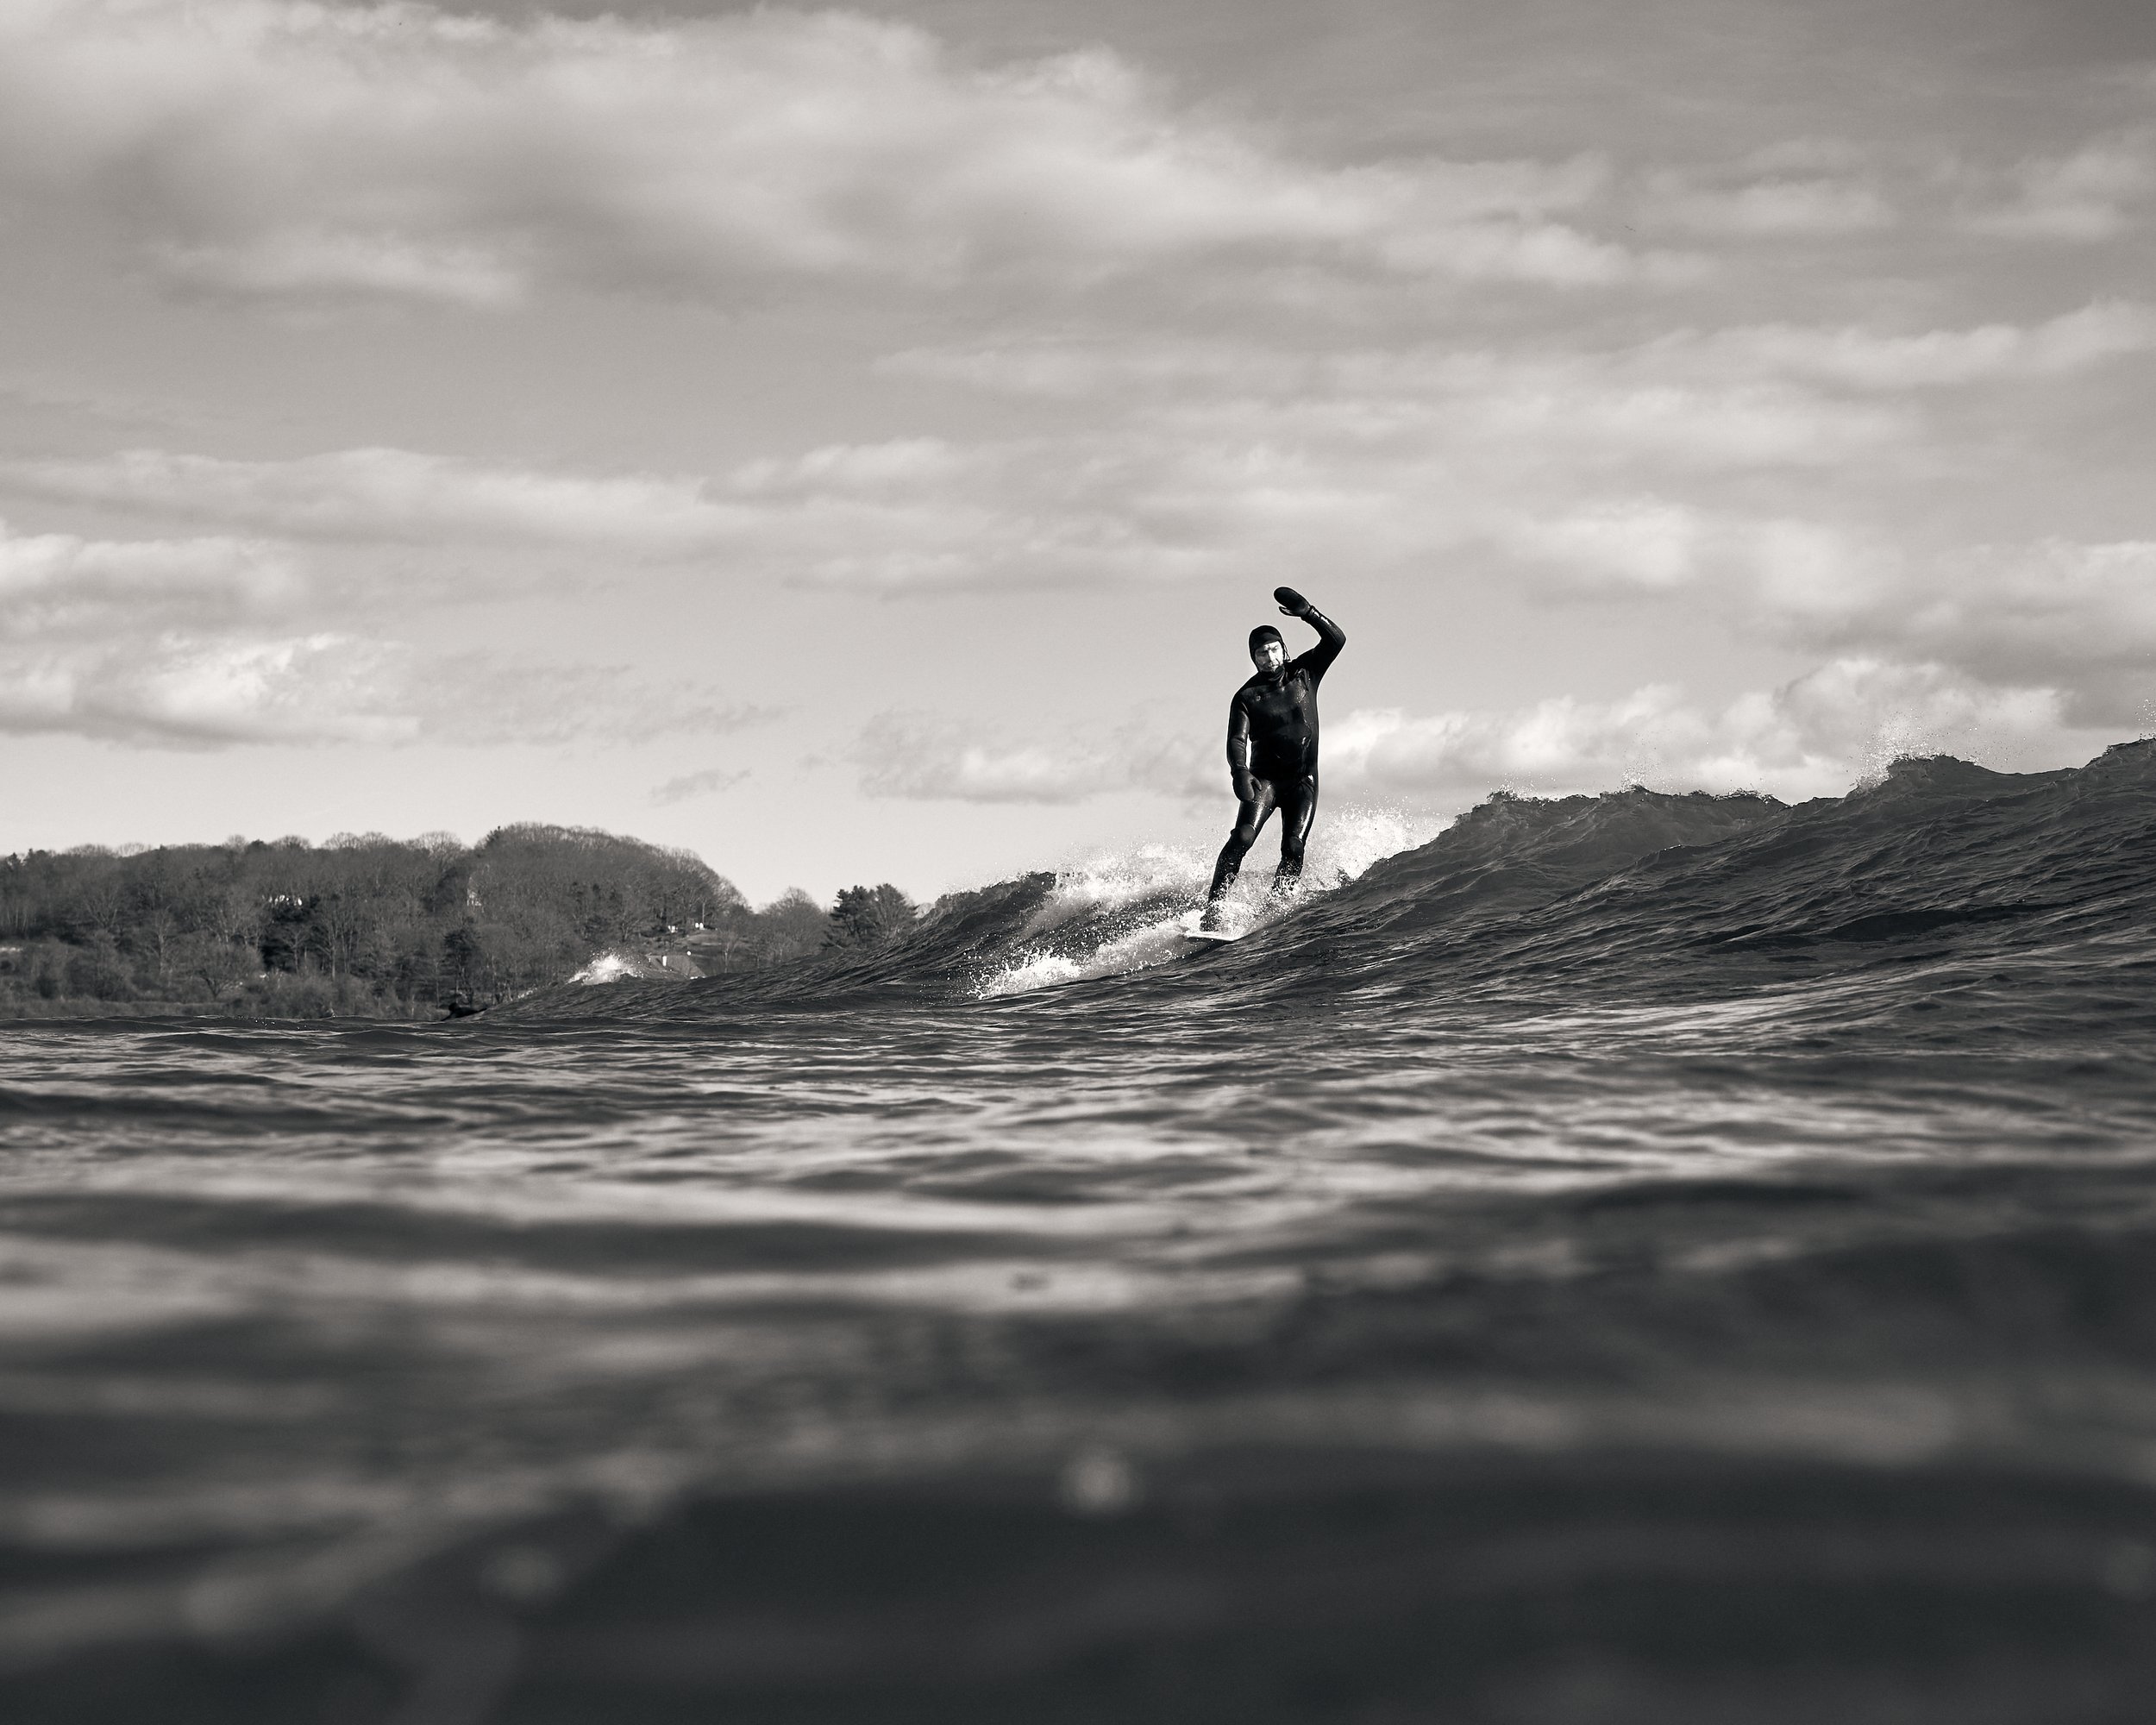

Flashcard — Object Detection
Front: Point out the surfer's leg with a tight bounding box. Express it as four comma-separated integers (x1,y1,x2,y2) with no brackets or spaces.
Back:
1272,775,1318,892
1206,780,1278,906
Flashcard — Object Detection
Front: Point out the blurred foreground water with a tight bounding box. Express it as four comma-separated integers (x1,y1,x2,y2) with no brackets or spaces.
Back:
3,744,2153,1723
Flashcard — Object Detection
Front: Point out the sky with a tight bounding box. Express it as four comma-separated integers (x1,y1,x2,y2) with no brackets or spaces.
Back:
1,0,2151,902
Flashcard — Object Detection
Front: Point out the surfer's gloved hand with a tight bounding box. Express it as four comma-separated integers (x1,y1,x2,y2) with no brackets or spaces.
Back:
1232,769,1257,804
1274,586,1310,617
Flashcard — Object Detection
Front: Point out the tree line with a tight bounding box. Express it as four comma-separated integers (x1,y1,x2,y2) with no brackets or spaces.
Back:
0,826,913,1017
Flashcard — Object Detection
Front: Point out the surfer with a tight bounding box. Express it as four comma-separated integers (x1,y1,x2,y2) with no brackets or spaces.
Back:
1201,586,1346,931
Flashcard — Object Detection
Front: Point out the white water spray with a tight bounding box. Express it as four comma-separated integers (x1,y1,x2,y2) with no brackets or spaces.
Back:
976,804,1444,998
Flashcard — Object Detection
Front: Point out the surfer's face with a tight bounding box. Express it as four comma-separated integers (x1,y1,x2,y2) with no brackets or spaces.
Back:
1252,640,1286,672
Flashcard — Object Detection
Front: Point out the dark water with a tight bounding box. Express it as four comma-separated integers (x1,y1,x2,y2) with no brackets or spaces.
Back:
3,743,2154,1723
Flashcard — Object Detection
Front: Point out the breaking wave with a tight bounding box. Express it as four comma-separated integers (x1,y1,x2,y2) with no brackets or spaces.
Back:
976,804,1443,996
512,740,2156,1042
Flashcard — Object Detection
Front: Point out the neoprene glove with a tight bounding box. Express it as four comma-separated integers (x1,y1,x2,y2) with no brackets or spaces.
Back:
1274,586,1310,616
1232,770,1257,804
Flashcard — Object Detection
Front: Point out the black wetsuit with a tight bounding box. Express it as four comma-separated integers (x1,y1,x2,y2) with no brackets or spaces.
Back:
1207,605,1346,905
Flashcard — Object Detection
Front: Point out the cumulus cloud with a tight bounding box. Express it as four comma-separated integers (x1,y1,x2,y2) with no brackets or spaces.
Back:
0,518,779,745
0,448,749,549
887,336,1914,472
1492,499,1713,593
854,711,1100,803
0,632,420,746
25,286,2137,611
880,338,1308,399
1495,508,2156,720
2,435,1225,591
1803,540,2156,724
0,1,1660,303
0,630,778,749
1645,174,1896,237
1962,134,2156,240
1493,502,1896,613
850,656,2085,813
853,708,1206,803
0,518,299,636
24,332,2137,809
157,230,527,309
10,286,2144,681
3,330,2141,775
1674,302,2156,388
425,662,777,748
718,367,1901,597
1323,662,2068,804
0,518,386,743
0,439,1101,588
27,289,2137,601
649,766,751,806
893,302,2156,406
846,304,2156,718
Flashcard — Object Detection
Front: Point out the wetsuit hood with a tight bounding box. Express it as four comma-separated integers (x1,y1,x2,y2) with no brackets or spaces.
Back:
1248,624,1284,657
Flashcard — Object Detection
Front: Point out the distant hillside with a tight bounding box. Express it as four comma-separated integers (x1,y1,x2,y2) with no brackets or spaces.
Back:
0,826,849,1018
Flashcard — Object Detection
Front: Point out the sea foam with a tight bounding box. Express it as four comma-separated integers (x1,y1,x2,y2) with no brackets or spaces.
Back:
977,803,1445,997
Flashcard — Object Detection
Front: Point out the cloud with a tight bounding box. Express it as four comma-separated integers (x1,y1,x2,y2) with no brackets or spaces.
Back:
12,286,2142,664
1673,302,2156,388
0,629,780,748
887,336,1912,468
0,435,1245,590
850,654,2088,813
0,448,748,549
892,302,2156,407
0,512,782,745
1322,661,2071,803
1358,364,1908,470
1495,505,2156,721
854,711,1101,803
0,631,421,746
712,373,1900,596
0,2,1662,304
840,301,2156,674
156,229,527,309
649,766,752,806
426,662,778,748
1804,540,2156,724
0,436,1186,592
1493,502,1896,612
0,518,385,743
852,703,1223,803
880,339,1310,399
1962,133,2156,240
36,290,2139,610
1492,499,1714,592
0,518,299,637
28,290,2141,602
3,309,2142,769
1645,175,1896,237
1,433,1249,592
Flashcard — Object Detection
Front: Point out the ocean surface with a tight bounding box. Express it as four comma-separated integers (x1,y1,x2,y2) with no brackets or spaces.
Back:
3,743,2154,1724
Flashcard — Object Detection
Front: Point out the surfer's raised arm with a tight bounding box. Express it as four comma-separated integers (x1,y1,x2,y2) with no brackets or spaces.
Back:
1275,585,1345,677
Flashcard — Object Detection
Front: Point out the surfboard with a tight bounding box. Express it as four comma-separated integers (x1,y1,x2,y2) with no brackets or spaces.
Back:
1183,926,1243,944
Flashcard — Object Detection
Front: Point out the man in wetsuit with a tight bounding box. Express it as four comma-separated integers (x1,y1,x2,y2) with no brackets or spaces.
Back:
1203,586,1346,929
